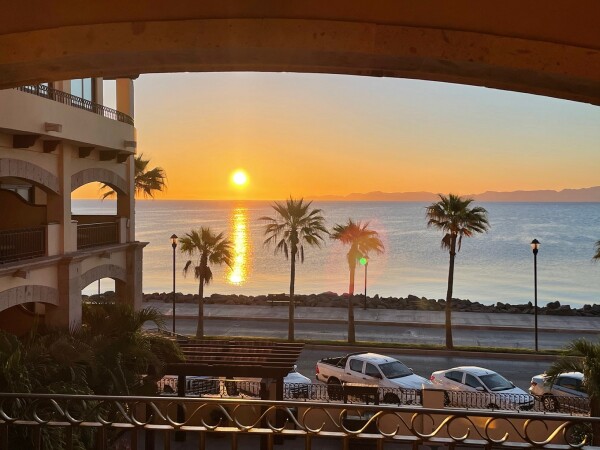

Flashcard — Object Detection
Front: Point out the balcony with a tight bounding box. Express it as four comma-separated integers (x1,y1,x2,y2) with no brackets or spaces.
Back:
77,221,119,249
0,227,45,264
16,84,134,125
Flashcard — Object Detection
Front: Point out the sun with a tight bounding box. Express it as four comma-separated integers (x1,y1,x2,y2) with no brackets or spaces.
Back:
231,170,248,186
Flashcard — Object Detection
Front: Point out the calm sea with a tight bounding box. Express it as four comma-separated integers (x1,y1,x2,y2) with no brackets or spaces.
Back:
74,200,600,308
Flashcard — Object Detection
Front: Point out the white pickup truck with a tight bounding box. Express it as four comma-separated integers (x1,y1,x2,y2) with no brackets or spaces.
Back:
316,352,431,403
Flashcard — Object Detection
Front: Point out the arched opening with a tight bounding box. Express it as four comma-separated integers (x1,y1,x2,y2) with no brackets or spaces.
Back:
71,171,129,251
0,285,59,335
79,263,128,304
0,160,61,264
82,277,117,302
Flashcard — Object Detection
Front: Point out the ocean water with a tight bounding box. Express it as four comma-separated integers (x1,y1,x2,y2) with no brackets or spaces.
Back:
74,200,600,307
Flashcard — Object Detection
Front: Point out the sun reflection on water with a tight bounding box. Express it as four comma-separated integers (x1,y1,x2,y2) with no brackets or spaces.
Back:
227,207,250,285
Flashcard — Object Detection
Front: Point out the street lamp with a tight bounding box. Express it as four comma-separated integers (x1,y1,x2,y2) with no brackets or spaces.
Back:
171,234,178,335
359,256,368,310
531,239,540,352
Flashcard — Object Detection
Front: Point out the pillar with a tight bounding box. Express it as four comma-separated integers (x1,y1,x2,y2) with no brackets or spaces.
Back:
117,155,135,242
45,258,82,328
116,78,134,118
46,142,75,253
122,242,146,310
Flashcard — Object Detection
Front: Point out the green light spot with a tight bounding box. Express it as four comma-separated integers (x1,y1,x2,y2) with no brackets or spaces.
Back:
359,257,368,265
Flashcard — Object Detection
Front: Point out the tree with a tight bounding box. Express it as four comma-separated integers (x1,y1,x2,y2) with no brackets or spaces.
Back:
260,197,328,341
546,339,600,445
594,240,600,261
331,219,384,343
101,153,167,199
426,194,489,349
179,227,233,339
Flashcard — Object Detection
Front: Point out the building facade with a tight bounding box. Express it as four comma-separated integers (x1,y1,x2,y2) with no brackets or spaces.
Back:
0,78,144,334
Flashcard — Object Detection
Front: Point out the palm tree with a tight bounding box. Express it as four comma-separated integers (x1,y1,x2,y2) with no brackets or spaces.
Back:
101,153,167,199
546,339,600,445
594,240,600,261
426,194,489,349
179,228,233,339
331,219,384,343
260,197,328,341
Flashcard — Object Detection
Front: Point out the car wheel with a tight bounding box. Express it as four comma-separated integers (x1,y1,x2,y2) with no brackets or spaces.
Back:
542,395,559,412
487,403,499,410
382,393,401,405
327,378,343,401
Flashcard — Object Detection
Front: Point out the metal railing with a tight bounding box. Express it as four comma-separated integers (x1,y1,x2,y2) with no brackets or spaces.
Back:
0,227,45,263
77,222,118,249
0,392,597,450
158,378,423,406
16,84,134,125
445,390,590,415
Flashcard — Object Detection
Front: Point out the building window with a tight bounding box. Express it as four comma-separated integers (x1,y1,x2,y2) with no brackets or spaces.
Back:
71,78,94,101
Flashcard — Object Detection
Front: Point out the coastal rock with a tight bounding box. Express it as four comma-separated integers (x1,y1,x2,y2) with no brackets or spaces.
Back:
140,292,599,316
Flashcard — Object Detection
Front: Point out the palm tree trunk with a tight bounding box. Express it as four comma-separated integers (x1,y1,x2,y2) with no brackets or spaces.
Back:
196,263,205,339
445,237,457,349
288,252,296,342
348,264,356,344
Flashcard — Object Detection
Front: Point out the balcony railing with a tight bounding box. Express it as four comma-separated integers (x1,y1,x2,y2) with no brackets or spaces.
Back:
0,392,597,450
77,222,118,249
16,84,134,125
0,227,45,264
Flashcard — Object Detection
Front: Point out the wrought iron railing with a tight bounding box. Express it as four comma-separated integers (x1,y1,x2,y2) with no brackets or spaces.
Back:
158,377,423,406
77,222,118,249
445,391,590,415
0,392,597,450
16,84,134,125
0,227,45,263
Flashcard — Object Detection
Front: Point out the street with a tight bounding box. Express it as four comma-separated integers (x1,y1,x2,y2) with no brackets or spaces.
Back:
173,316,595,351
168,317,561,390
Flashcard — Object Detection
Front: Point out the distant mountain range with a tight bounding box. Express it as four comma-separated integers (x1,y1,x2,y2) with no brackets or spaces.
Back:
311,186,600,202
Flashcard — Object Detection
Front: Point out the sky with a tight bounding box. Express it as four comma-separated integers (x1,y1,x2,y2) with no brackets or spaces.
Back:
74,72,600,200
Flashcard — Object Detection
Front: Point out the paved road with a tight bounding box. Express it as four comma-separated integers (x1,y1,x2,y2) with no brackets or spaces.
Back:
172,317,596,351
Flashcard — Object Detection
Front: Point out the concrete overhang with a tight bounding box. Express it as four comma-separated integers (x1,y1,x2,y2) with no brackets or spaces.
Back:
0,1,599,104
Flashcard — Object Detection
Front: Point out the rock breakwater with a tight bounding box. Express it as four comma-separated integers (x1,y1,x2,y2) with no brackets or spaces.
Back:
124,292,600,317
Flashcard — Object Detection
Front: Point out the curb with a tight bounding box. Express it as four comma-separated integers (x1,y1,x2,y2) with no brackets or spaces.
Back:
304,343,560,361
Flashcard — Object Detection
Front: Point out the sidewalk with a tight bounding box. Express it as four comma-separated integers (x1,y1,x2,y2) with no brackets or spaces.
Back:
147,301,600,334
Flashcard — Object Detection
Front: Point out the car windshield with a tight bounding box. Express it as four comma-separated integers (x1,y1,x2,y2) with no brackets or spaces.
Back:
379,361,412,379
479,373,514,391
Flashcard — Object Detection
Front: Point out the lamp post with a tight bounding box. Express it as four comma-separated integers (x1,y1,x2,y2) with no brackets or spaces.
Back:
171,234,178,335
359,256,368,310
531,239,540,352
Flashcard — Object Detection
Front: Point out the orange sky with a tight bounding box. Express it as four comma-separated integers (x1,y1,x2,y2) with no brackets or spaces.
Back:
74,73,600,200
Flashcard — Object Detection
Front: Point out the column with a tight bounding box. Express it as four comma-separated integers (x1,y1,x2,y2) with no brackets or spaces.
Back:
117,155,135,242
45,258,82,327
116,78,134,118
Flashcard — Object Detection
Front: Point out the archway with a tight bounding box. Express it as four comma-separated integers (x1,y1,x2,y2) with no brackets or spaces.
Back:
0,1,598,105
0,285,59,335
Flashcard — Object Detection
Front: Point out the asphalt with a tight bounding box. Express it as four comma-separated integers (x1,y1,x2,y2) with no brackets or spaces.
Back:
147,301,600,334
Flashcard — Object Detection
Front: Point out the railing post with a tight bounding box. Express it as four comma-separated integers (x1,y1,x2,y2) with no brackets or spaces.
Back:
175,375,186,442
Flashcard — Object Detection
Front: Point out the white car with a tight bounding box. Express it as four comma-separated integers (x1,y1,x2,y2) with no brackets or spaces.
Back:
283,365,312,398
430,366,533,410
529,372,588,412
